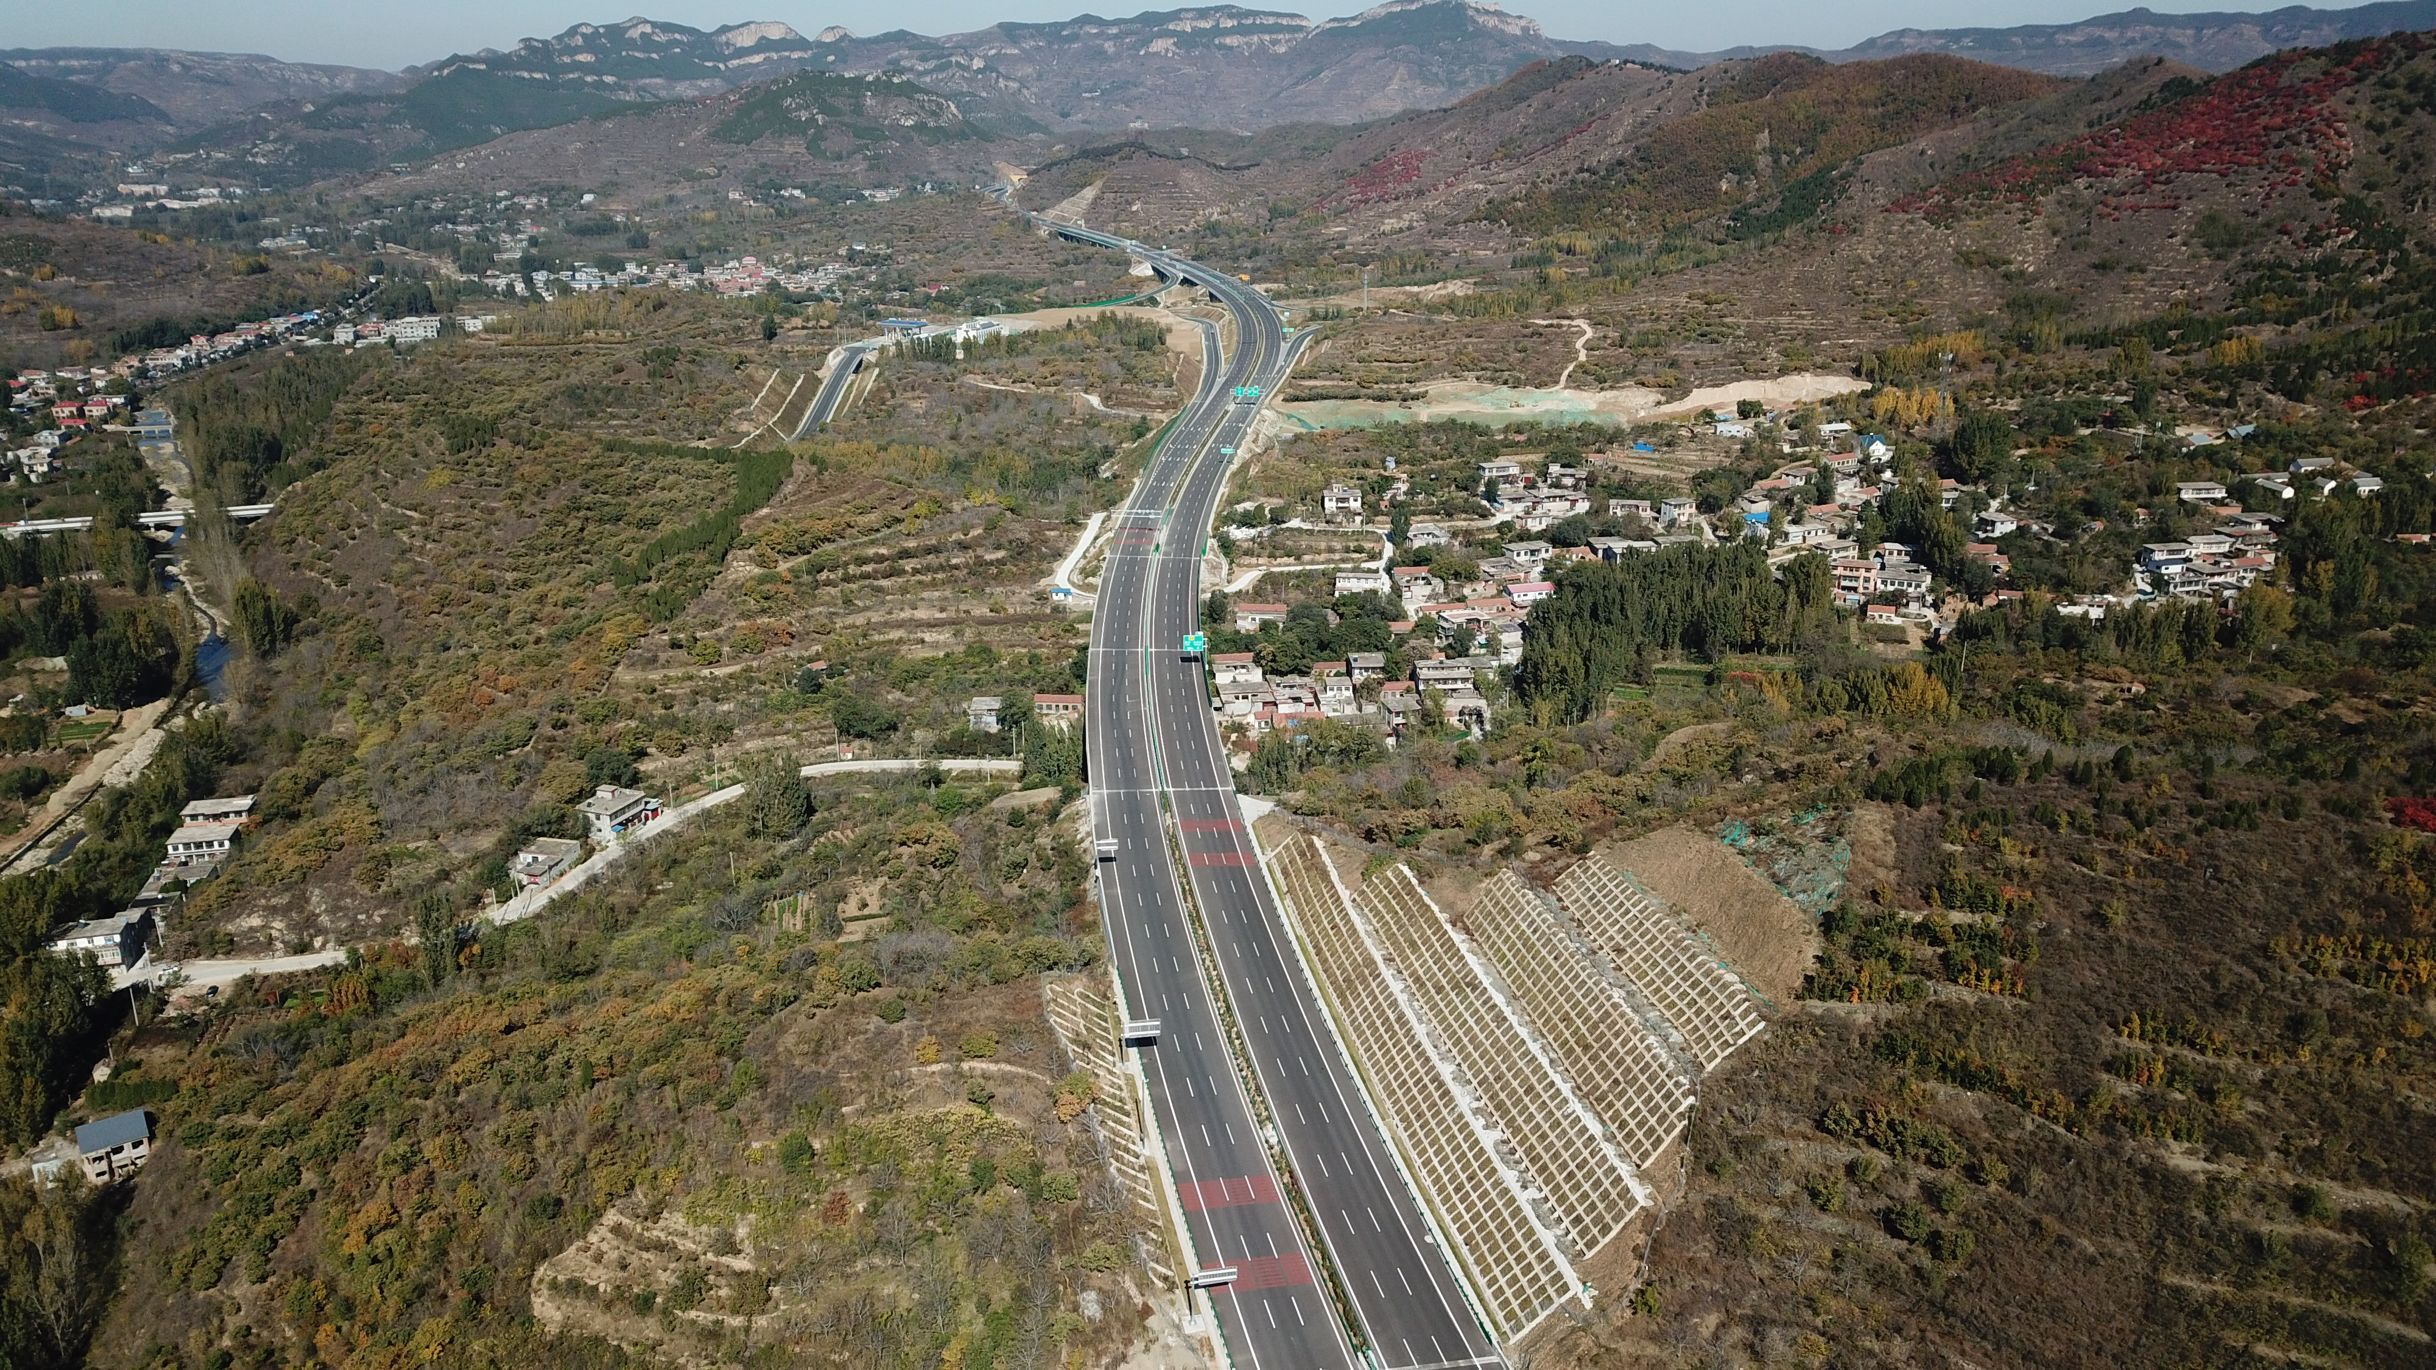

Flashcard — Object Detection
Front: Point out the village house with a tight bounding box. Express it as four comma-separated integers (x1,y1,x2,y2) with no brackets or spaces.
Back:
1322,483,1364,522
180,795,256,824
75,1110,153,1184
1875,562,1934,606
1317,673,1359,717
1406,523,1452,549
2176,480,2231,504
1347,651,1387,684
1234,603,1289,632
48,909,152,969
1966,543,2011,575
1217,680,1271,719
1475,556,1532,585
1211,652,1264,686
1392,566,1444,610
967,696,1003,733
1832,558,1879,604
165,819,242,867
578,784,663,844
1414,657,1491,692
1032,692,1084,729
1502,541,1553,570
1379,681,1418,735
512,838,583,889
1507,580,1556,608
1334,568,1391,598
1589,536,1657,561
1444,689,1493,737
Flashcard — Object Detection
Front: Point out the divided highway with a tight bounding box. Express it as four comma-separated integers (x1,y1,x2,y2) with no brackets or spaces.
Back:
789,341,872,440
1055,219,1506,1370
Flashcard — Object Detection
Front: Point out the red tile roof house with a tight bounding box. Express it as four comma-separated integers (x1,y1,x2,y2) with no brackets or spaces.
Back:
1233,603,1289,631
1032,692,1084,728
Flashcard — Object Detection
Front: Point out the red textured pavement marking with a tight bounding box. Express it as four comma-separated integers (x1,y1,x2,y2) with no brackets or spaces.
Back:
1188,851,1254,867
1228,1253,1315,1291
1175,1174,1281,1212
1178,818,1245,832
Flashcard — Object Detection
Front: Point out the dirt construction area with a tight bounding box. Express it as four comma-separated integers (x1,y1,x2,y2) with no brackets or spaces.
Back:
1275,371,1869,430
1600,826,1819,1006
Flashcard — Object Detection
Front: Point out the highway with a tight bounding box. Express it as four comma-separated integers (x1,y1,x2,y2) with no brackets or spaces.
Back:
1055,218,1506,1370
788,341,872,440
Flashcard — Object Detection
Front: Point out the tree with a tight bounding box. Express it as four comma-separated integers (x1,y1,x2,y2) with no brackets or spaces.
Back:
1947,411,2015,484
583,746,641,789
761,313,779,342
232,579,298,658
1022,722,1084,790
829,689,900,741
2232,583,2294,655
414,893,458,990
742,754,813,839
0,1180,116,1368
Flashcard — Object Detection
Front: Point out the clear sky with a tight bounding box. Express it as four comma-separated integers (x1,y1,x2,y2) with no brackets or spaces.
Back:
0,1,2401,70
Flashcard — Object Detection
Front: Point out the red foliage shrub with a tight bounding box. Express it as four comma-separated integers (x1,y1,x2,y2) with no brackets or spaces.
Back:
2385,796,2436,833
1891,35,2426,224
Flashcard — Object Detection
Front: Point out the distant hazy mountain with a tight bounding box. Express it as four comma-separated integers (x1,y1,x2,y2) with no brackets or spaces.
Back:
15,1,2436,193
404,16,829,99
1829,2,2436,76
0,47,399,127
805,2,1640,130
0,61,170,128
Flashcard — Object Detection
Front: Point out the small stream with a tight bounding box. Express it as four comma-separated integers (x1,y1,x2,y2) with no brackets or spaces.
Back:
156,537,230,700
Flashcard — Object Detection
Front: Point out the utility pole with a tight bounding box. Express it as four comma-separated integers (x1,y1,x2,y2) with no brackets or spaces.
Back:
1361,264,1371,314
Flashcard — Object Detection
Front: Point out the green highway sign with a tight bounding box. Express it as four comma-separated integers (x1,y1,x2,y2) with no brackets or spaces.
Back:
1182,633,1208,654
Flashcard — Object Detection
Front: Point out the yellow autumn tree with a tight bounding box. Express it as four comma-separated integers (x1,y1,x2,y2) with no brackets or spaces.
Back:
1886,662,1952,718
1869,386,1953,430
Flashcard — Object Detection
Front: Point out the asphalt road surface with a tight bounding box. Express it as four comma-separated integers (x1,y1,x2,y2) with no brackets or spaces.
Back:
1056,219,1506,1370
789,341,870,440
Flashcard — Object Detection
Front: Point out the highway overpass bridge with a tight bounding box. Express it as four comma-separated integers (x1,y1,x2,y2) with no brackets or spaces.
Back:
2,505,275,539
